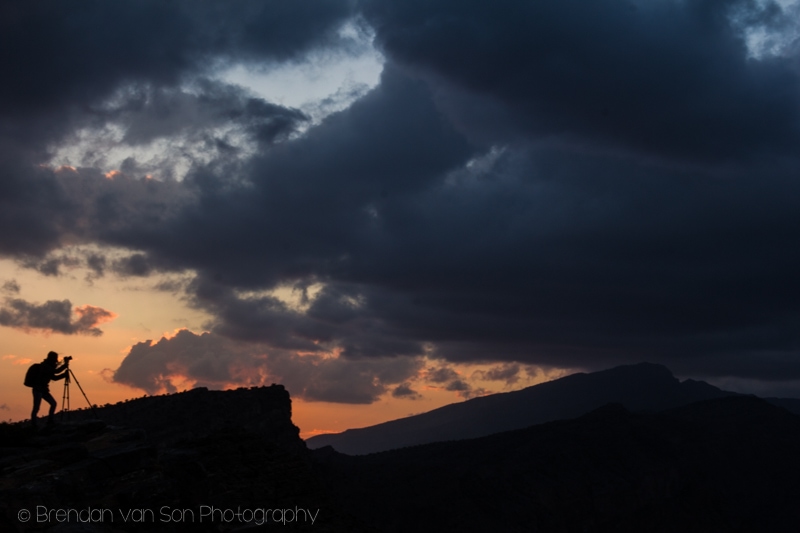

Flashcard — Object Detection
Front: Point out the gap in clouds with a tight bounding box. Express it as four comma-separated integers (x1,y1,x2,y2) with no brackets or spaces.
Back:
47,18,385,183
220,19,385,124
733,0,800,59
234,282,326,314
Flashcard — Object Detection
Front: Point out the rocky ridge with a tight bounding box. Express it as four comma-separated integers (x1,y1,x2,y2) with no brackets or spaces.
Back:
0,385,372,533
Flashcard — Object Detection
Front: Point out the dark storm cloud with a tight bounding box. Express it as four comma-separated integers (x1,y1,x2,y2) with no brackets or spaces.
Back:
34,166,194,254
361,0,800,162
0,0,351,256
0,298,116,336
0,79,312,258
149,65,473,288
325,144,800,380
188,278,428,360
3,0,800,395
0,0,353,117
112,254,155,278
139,52,800,385
0,159,71,257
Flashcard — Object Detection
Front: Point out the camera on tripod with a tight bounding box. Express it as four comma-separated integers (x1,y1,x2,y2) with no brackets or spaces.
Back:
58,355,99,421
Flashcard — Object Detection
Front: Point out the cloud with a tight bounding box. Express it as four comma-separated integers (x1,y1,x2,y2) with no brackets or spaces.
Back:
0,1,354,119
361,0,800,162
2,280,20,294
0,1,355,257
444,379,469,392
459,387,490,400
2,354,34,366
442,379,489,400
112,329,423,403
189,279,430,359
473,364,521,386
392,382,422,400
425,366,460,384
15,248,166,281
420,366,489,399
112,254,155,278
0,298,117,336
86,253,107,279
20,254,82,277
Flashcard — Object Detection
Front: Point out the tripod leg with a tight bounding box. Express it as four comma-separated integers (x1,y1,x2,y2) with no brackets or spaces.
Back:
68,369,101,420
61,373,70,420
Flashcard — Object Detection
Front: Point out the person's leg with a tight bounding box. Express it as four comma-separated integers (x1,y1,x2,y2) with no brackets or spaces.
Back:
31,389,43,427
43,391,58,424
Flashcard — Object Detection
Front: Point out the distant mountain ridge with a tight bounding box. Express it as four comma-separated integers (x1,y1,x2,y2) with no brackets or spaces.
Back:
306,362,741,455
315,395,800,532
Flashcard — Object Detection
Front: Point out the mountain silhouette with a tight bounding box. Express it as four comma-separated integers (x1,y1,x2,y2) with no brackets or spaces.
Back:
314,395,800,532
306,362,738,454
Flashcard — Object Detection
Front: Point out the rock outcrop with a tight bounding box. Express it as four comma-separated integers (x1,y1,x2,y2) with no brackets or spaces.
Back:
0,386,373,533
67,385,303,451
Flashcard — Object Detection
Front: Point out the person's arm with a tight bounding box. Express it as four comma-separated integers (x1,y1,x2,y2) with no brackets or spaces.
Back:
52,362,69,381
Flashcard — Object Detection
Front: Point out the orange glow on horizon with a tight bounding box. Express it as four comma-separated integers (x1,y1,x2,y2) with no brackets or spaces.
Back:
0,256,562,437
300,428,339,439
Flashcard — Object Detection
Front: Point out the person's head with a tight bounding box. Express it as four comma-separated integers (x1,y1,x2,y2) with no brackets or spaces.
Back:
45,351,59,365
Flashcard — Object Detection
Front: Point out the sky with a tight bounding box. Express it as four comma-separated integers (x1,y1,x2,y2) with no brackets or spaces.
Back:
2,0,800,435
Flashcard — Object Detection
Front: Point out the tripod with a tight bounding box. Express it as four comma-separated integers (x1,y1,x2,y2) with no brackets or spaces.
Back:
61,367,101,420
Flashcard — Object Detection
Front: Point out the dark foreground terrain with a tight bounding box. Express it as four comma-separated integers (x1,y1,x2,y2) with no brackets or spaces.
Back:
3,369,800,532
0,386,372,532
315,395,800,532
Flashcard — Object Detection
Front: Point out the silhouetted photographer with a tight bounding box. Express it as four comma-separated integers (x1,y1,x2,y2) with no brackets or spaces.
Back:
24,351,70,429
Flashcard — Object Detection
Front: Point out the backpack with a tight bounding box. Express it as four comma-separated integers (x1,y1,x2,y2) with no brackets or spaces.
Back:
24,363,47,388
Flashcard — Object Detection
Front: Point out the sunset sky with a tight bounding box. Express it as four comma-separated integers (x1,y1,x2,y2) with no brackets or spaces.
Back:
3,0,800,437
